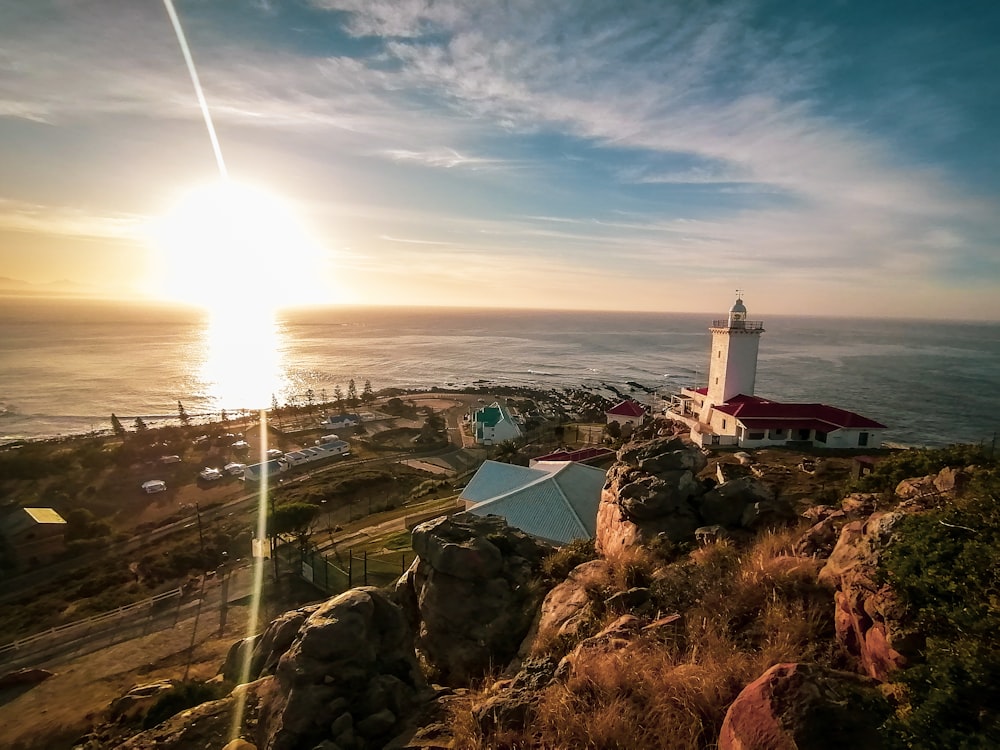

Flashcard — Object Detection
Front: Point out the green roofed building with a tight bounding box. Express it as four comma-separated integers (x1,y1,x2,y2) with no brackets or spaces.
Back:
471,401,522,446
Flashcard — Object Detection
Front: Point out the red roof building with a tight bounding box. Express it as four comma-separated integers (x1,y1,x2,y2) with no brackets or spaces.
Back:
605,399,647,426
664,296,887,449
529,446,615,467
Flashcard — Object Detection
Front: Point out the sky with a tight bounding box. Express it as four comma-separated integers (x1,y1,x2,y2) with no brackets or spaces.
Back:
0,0,998,319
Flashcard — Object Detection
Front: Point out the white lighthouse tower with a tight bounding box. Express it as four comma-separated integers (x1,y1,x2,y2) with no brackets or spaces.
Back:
699,293,764,421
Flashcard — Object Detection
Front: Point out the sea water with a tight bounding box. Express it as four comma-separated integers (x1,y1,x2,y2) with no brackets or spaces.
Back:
1,298,998,447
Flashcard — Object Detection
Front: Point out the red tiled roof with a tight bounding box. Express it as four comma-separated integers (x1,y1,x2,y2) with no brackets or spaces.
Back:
534,447,614,463
713,395,886,430
692,387,708,395
606,400,646,417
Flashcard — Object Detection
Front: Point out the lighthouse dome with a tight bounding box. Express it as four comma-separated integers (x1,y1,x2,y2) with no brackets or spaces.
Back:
730,298,747,314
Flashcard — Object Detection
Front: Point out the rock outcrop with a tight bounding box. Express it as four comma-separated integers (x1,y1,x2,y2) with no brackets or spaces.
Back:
718,662,891,750
597,437,794,556
526,558,611,651
256,587,428,750
818,512,919,681
395,513,552,685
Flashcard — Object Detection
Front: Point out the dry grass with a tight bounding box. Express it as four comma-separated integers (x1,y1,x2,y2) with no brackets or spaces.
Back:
454,525,836,749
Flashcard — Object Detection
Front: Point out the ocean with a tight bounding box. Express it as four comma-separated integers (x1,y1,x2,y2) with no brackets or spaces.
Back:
1,298,998,447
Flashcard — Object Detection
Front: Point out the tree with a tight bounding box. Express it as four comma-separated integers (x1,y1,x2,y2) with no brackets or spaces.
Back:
494,439,522,464
305,388,315,410
347,379,358,408
177,401,191,427
268,502,320,550
419,410,447,446
362,379,374,406
333,385,344,410
271,393,279,413
320,388,328,405
220,409,228,423
110,413,126,437
134,416,148,432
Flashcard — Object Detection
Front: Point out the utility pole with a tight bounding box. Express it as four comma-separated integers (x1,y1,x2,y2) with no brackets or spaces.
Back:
195,503,205,564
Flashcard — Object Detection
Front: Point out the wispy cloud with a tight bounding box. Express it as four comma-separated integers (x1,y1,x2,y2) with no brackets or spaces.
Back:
378,147,506,169
0,198,144,240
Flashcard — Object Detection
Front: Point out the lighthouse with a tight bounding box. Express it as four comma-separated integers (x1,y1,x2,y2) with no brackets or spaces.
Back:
699,293,764,421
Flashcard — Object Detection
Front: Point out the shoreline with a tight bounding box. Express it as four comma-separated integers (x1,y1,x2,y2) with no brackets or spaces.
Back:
0,382,649,447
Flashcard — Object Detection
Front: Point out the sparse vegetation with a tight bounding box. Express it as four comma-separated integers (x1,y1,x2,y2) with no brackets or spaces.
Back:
879,472,1000,748
141,680,228,729
458,526,834,748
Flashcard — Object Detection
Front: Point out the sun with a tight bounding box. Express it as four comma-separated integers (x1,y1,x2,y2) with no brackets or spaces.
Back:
147,180,329,311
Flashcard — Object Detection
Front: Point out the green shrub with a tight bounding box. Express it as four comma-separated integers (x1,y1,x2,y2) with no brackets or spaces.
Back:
541,538,597,581
879,475,1000,747
851,444,994,493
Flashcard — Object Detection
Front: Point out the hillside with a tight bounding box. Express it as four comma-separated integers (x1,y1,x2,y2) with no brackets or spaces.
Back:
7,433,999,749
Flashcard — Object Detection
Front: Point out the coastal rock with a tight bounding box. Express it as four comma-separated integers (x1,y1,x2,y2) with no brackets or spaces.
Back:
616,436,709,475
248,604,320,681
698,477,774,528
718,663,891,750
555,614,644,682
257,587,428,750
819,512,920,681
740,496,796,531
397,513,551,685
596,438,709,554
107,680,176,723
471,656,559,736
527,559,612,652
116,686,255,750
221,634,262,684
0,667,55,690
894,475,937,501
934,466,971,494
793,517,839,558
841,493,878,515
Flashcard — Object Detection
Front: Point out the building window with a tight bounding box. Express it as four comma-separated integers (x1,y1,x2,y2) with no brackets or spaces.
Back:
715,377,719,384
722,419,727,429
717,350,721,358
859,432,869,447
816,431,827,443
748,431,765,440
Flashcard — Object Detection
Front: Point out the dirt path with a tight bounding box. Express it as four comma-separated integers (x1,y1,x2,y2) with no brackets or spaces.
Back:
0,605,253,749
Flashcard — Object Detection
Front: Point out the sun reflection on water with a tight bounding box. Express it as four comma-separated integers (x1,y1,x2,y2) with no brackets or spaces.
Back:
199,307,287,412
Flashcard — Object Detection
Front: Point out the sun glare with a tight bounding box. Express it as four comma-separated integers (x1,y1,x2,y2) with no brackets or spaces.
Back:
147,180,328,311
199,306,287,411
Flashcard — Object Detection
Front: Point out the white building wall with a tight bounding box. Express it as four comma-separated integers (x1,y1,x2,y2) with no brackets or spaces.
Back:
706,329,761,405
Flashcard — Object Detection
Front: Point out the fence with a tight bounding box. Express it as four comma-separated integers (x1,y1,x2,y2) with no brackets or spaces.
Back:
297,545,414,595
0,586,184,670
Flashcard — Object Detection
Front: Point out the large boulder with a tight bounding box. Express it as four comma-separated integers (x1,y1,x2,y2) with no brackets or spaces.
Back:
257,587,428,750
597,438,794,556
523,559,612,655
471,656,559,736
221,634,262,684
818,513,920,681
246,604,320,682
718,662,891,750
698,477,775,528
597,438,709,555
397,513,552,685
